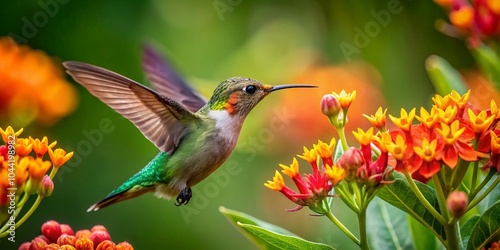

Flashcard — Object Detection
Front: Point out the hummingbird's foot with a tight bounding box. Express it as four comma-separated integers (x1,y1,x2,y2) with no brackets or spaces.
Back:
175,187,192,206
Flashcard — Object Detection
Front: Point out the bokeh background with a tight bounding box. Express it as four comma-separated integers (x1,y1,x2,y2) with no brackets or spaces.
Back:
0,0,486,249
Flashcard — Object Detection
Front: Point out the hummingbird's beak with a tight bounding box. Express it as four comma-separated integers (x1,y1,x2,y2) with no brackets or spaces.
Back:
265,84,318,92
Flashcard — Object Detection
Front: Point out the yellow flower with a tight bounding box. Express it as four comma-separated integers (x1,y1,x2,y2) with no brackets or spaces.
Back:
264,171,285,191
386,134,407,161
450,6,474,29
297,146,318,163
0,126,23,144
313,138,336,159
414,138,438,162
48,147,74,168
325,164,345,186
416,107,438,129
332,90,357,109
436,105,458,124
352,127,374,146
467,109,495,134
389,108,416,131
448,90,470,109
280,158,300,178
436,121,465,145
363,107,387,129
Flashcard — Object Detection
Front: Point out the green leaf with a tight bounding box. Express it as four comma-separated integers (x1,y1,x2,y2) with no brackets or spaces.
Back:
467,201,500,250
425,55,468,96
377,172,446,244
237,223,335,250
461,215,480,248
367,197,415,250
478,176,500,214
471,44,500,86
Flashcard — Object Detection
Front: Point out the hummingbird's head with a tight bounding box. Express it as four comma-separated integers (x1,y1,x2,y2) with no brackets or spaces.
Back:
207,77,316,117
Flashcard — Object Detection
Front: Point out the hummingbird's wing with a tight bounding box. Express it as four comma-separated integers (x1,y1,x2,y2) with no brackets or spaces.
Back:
142,45,208,112
64,61,198,154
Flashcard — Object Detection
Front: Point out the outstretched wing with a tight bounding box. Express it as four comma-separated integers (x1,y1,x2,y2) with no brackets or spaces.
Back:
64,61,198,154
142,45,208,112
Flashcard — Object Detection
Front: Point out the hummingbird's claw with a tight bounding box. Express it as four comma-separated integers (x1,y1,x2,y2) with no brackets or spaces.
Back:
175,187,192,206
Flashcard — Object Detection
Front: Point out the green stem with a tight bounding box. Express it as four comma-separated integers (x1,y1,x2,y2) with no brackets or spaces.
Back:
468,161,480,194
325,211,360,246
443,221,460,250
0,195,44,238
335,185,359,213
466,174,500,213
358,206,369,250
403,171,448,226
468,169,495,203
337,126,349,151
0,192,30,235
432,175,450,220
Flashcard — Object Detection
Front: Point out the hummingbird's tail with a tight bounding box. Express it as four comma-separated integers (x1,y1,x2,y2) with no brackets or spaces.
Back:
87,152,170,212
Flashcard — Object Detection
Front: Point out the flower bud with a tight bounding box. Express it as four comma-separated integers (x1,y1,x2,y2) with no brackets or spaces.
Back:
41,220,61,243
91,225,109,233
60,224,74,236
116,242,134,250
60,245,77,250
320,94,341,119
96,240,117,250
90,230,111,247
18,242,31,250
337,147,364,181
75,229,91,239
44,244,61,250
447,191,468,219
75,237,94,250
37,175,54,197
57,234,76,246
28,237,48,250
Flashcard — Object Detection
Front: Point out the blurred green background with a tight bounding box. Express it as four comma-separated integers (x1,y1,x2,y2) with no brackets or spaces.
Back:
1,0,475,249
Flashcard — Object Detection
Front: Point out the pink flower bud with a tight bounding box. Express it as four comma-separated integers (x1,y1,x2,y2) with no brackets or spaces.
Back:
44,244,61,250
37,176,54,197
90,230,111,247
320,94,342,118
41,220,61,243
60,224,74,236
18,242,31,250
91,225,109,233
96,240,117,250
28,237,48,250
337,147,365,181
447,191,468,219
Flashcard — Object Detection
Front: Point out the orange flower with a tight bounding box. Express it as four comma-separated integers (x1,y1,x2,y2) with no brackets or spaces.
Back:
0,126,23,144
413,138,441,178
0,37,77,127
32,137,56,158
48,147,74,168
333,90,357,110
28,158,52,180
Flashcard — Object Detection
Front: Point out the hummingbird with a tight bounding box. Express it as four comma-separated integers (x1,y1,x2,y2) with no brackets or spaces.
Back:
63,46,316,212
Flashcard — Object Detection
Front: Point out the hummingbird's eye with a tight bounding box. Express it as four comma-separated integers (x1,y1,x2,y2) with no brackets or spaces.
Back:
243,85,257,94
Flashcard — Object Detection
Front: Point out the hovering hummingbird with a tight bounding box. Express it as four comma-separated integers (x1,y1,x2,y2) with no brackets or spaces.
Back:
63,46,316,212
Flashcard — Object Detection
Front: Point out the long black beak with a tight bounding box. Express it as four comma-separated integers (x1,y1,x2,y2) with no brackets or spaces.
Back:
266,84,318,92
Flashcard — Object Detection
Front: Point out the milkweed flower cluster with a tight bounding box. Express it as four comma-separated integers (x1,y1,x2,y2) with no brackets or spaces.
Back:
0,126,73,238
0,37,77,127
18,220,134,250
264,88,500,249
